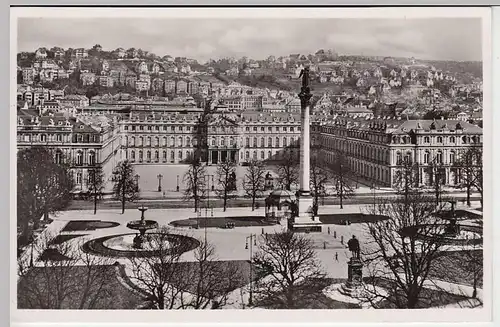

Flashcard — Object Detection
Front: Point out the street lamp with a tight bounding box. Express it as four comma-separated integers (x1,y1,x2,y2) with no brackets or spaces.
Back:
134,174,140,192
176,174,180,192
157,173,163,192
245,233,258,306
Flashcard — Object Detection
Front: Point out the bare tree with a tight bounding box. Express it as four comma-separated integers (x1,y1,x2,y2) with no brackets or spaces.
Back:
177,240,243,309
393,160,421,202
329,150,354,209
112,160,139,214
128,227,186,309
276,148,299,191
361,193,449,308
17,147,73,241
310,153,330,216
243,159,266,211
216,159,237,212
128,228,242,309
453,146,482,207
183,154,207,213
87,165,106,215
17,232,114,309
252,231,326,308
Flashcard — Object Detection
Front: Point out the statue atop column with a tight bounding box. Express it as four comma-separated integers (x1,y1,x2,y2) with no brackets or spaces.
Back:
298,67,312,107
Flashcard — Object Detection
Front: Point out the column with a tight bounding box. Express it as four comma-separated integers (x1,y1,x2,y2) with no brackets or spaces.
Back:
299,102,311,194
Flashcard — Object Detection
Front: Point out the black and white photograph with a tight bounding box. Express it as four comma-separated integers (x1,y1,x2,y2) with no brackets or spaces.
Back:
10,6,491,325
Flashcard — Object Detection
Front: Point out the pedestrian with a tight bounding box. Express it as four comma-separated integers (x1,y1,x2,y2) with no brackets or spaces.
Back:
262,227,264,235
341,235,344,244
334,230,337,239
327,226,331,234
323,241,326,249
335,252,338,261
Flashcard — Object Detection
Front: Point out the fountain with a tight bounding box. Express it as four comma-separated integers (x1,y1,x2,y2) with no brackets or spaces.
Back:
82,205,199,258
126,206,159,249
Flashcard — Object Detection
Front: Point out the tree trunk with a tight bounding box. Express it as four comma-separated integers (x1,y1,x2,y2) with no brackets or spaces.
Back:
472,274,478,298
252,195,256,211
94,192,97,215
466,184,471,207
223,189,227,212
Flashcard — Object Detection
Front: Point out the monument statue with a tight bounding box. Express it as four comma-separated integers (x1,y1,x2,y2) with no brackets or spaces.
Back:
298,67,312,107
347,235,361,259
298,66,310,89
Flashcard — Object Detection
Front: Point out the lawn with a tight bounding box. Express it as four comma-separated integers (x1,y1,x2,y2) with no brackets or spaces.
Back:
318,213,389,225
49,234,87,245
430,250,483,288
17,265,145,309
62,220,121,232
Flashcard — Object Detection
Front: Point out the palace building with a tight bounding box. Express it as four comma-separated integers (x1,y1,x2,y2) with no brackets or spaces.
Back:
118,110,302,165
311,116,483,188
16,110,121,194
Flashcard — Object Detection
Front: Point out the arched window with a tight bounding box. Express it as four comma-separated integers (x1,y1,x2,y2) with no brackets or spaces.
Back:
462,136,468,144
186,137,191,147
147,137,151,147
221,137,225,146
179,151,183,160
261,151,265,159
155,137,159,147
155,151,159,161
229,137,234,146
276,137,280,147
89,151,96,166
253,152,257,159
40,134,47,142
178,136,183,147
253,137,257,147
245,151,249,160
260,137,265,147
246,137,250,147
396,151,402,165
268,151,272,158
163,151,167,160
131,150,135,161
76,151,83,166
170,136,175,147
139,150,143,161
424,136,430,144
450,151,456,164
437,136,443,143
449,136,455,144
76,171,82,185
170,151,175,161
139,136,144,146
146,151,151,161
212,138,216,146
436,151,443,164
283,137,288,147
55,151,63,164
405,151,412,164
268,137,272,147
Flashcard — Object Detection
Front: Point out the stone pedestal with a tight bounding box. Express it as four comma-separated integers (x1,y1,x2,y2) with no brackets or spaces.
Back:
339,257,364,297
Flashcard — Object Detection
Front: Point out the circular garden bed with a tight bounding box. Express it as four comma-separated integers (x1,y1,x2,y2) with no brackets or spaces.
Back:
82,233,200,258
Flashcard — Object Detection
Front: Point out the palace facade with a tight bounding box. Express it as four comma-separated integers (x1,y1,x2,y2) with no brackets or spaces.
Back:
311,117,483,188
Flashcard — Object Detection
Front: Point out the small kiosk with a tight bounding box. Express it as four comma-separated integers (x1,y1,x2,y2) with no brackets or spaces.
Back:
264,190,297,225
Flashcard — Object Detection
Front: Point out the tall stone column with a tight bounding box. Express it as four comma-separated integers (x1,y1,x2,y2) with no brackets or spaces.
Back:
299,100,311,195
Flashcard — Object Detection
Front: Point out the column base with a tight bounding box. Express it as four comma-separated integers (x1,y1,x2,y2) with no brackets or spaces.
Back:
293,192,321,227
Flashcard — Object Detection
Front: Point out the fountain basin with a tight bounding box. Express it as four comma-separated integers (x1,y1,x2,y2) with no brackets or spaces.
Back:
82,233,200,258
126,220,159,231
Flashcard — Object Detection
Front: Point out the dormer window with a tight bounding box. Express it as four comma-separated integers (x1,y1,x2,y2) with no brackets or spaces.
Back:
80,125,84,129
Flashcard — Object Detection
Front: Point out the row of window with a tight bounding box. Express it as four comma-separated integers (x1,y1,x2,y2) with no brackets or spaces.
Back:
20,133,99,143
395,150,456,165
245,126,300,133
245,136,297,148
54,150,96,166
129,150,189,162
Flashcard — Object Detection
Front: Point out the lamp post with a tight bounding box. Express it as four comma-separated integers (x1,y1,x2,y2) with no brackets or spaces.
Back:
176,174,180,192
134,174,140,192
245,233,258,306
29,234,35,267
157,173,163,192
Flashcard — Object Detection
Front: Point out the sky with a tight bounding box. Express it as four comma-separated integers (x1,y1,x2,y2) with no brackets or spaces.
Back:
17,18,483,62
